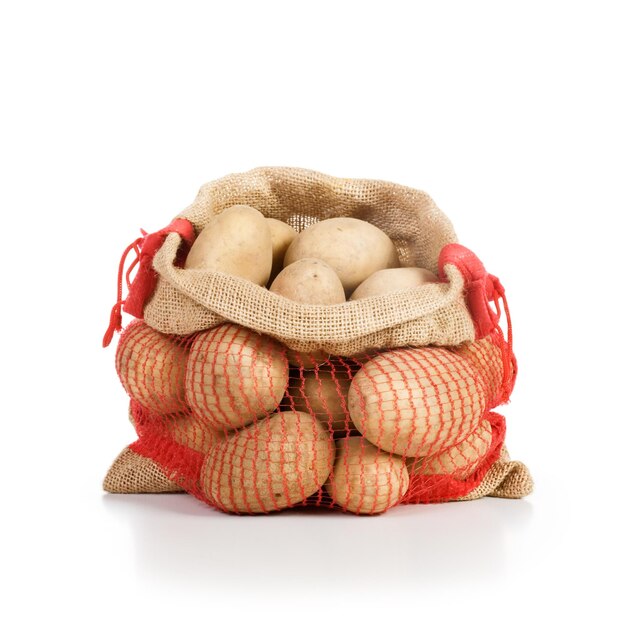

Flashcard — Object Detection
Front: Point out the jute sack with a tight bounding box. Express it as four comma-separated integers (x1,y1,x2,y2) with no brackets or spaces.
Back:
140,166,476,355
102,167,532,511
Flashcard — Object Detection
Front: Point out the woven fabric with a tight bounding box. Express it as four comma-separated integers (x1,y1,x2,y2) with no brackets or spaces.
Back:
457,446,534,500
102,447,183,494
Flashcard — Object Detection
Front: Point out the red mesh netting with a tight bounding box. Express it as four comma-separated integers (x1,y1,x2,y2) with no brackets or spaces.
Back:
116,320,515,514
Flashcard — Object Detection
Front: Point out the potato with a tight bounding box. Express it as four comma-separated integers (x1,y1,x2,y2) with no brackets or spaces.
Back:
267,218,297,282
407,419,492,479
185,324,289,429
200,411,335,513
348,347,485,457
286,349,331,369
116,321,188,415
269,258,343,368
163,412,224,455
185,204,273,285
290,366,357,433
327,437,409,514
451,338,505,407
270,257,345,305
284,217,400,293
350,267,438,300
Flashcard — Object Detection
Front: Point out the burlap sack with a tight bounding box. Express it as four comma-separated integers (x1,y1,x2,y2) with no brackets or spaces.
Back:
143,167,476,355
103,445,532,500
103,167,532,512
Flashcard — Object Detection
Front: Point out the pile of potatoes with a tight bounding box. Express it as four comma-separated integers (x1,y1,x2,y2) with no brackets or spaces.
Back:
117,319,499,514
114,205,501,514
184,203,439,300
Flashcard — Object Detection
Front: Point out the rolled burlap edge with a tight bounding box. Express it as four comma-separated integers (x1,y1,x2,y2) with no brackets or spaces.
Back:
456,446,534,501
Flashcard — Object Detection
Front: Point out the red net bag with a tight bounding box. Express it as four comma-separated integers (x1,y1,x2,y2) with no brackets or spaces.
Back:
102,167,532,514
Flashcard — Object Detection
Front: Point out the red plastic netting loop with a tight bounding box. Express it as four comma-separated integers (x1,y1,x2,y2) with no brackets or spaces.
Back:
439,243,515,405
102,219,195,348
102,235,144,348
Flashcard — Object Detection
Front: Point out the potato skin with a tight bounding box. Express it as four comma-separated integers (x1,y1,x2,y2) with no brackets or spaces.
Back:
327,437,409,514
163,412,224,455
270,258,345,305
286,349,331,370
290,366,357,433
284,217,400,293
266,218,297,282
348,347,485,457
451,338,506,407
350,267,438,300
116,321,188,415
185,204,273,286
185,324,289,430
407,419,493,479
200,411,335,513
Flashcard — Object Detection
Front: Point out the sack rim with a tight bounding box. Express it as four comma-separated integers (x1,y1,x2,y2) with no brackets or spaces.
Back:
151,232,471,342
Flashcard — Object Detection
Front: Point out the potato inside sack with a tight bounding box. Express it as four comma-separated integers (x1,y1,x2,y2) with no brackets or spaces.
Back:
451,337,507,407
407,419,493,480
184,204,273,286
269,257,344,368
269,258,345,305
162,412,225,456
200,411,335,513
349,267,438,300
185,324,289,430
283,217,400,294
327,437,409,514
266,217,297,283
115,321,189,415
286,349,331,370
289,363,358,434
348,347,485,458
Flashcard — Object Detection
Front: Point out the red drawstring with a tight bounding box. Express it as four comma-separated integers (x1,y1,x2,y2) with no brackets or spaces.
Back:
102,235,145,348
102,218,196,348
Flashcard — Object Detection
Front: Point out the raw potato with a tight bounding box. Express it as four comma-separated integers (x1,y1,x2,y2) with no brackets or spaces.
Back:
291,366,357,433
267,218,297,282
286,349,331,369
350,267,438,300
116,321,188,415
327,437,409,514
451,338,505,407
408,419,493,479
270,258,345,305
284,217,400,293
185,324,289,429
269,258,344,368
348,347,485,457
185,204,273,286
164,412,224,455
200,411,335,513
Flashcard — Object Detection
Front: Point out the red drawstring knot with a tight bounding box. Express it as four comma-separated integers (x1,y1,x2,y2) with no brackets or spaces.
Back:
102,218,196,347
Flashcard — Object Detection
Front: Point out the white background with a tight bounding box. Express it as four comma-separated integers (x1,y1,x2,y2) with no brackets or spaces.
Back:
1,1,624,624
